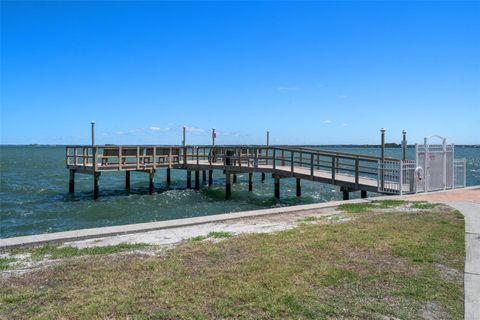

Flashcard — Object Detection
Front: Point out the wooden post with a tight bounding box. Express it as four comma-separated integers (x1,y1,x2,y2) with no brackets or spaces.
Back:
195,170,200,190
187,170,192,189
225,172,232,199
208,170,213,186
202,170,207,184
233,174,237,183
261,172,265,183
248,172,253,191
93,172,100,199
296,178,301,197
361,190,368,198
343,189,349,200
274,175,280,199
149,171,155,194
402,130,407,161
331,157,336,185
166,168,171,186
69,169,75,193
125,171,131,190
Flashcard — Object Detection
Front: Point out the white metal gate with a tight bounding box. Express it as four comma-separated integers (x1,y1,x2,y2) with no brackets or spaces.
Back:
415,135,466,193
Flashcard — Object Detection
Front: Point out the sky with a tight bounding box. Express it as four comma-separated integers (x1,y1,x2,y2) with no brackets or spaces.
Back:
1,1,479,145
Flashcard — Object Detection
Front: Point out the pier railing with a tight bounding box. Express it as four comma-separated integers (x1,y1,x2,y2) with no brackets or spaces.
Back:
66,145,412,193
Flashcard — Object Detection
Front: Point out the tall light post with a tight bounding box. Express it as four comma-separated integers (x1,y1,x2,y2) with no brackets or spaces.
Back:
402,130,407,161
380,128,386,162
182,126,186,147
266,130,270,146
212,128,216,147
91,121,95,146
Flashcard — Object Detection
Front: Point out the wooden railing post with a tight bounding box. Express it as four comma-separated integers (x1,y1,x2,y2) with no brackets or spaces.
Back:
119,146,123,171
310,153,314,176
196,147,199,166
331,156,336,184
273,149,276,169
291,152,294,173
281,149,285,166
136,146,140,170
355,158,359,189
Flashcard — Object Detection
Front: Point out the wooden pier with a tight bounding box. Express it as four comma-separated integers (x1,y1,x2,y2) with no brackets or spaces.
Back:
66,145,414,199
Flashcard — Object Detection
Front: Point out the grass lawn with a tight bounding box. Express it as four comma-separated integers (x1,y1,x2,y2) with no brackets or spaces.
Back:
0,202,465,319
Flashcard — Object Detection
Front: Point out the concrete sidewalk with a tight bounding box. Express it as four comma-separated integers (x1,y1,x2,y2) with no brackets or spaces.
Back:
448,202,480,320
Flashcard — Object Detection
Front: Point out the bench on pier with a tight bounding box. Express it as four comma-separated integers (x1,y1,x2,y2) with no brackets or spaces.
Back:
99,147,180,166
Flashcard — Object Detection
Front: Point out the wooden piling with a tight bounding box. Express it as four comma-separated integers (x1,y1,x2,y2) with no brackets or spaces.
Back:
125,171,131,190
361,190,368,198
166,168,171,186
342,189,349,200
69,169,75,193
202,170,206,184
93,172,100,199
248,172,253,191
149,171,155,194
195,170,200,190
261,172,265,183
208,170,213,186
187,170,192,189
225,173,232,198
296,178,301,197
233,174,237,183
274,175,280,199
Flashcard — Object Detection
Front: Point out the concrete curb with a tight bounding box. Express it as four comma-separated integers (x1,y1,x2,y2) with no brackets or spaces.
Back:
0,198,371,249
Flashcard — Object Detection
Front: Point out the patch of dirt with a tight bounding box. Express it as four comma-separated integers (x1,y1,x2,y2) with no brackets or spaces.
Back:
434,263,461,283
421,301,447,320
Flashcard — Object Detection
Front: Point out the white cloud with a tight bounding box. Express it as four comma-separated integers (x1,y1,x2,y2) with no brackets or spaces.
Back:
184,126,205,133
342,123,348,127
323,120,332,124
150,126,161,131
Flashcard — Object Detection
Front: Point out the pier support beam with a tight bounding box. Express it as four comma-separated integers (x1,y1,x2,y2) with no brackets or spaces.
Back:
166,168,171,186
202,170,206,184
342,190,349,200
233,174,237,183
248,173,253,191
69,169,75,193
361,190,368,199
296,178,301,197
225,173,232,199
125,171,131,190
93,172,100,200
149,171,155,194
261,172,265,183
195,170,200,190
187,170,192,189
274,175,280,199
208,170,213,186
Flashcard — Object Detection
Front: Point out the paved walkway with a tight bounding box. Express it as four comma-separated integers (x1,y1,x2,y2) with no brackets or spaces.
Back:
405,188,480,320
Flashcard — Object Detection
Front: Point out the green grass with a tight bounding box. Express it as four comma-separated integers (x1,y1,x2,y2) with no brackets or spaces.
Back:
411,202,438,209
0,257,16,270
207,231,233,238
189,235,208,242
0,205,464,319
8,243,151,261
339,199,406,213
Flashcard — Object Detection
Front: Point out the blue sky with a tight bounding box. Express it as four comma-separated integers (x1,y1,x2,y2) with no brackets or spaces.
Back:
1,1,479,145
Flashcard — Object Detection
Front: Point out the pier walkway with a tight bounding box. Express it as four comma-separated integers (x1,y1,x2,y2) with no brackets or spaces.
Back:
66,145,415,199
